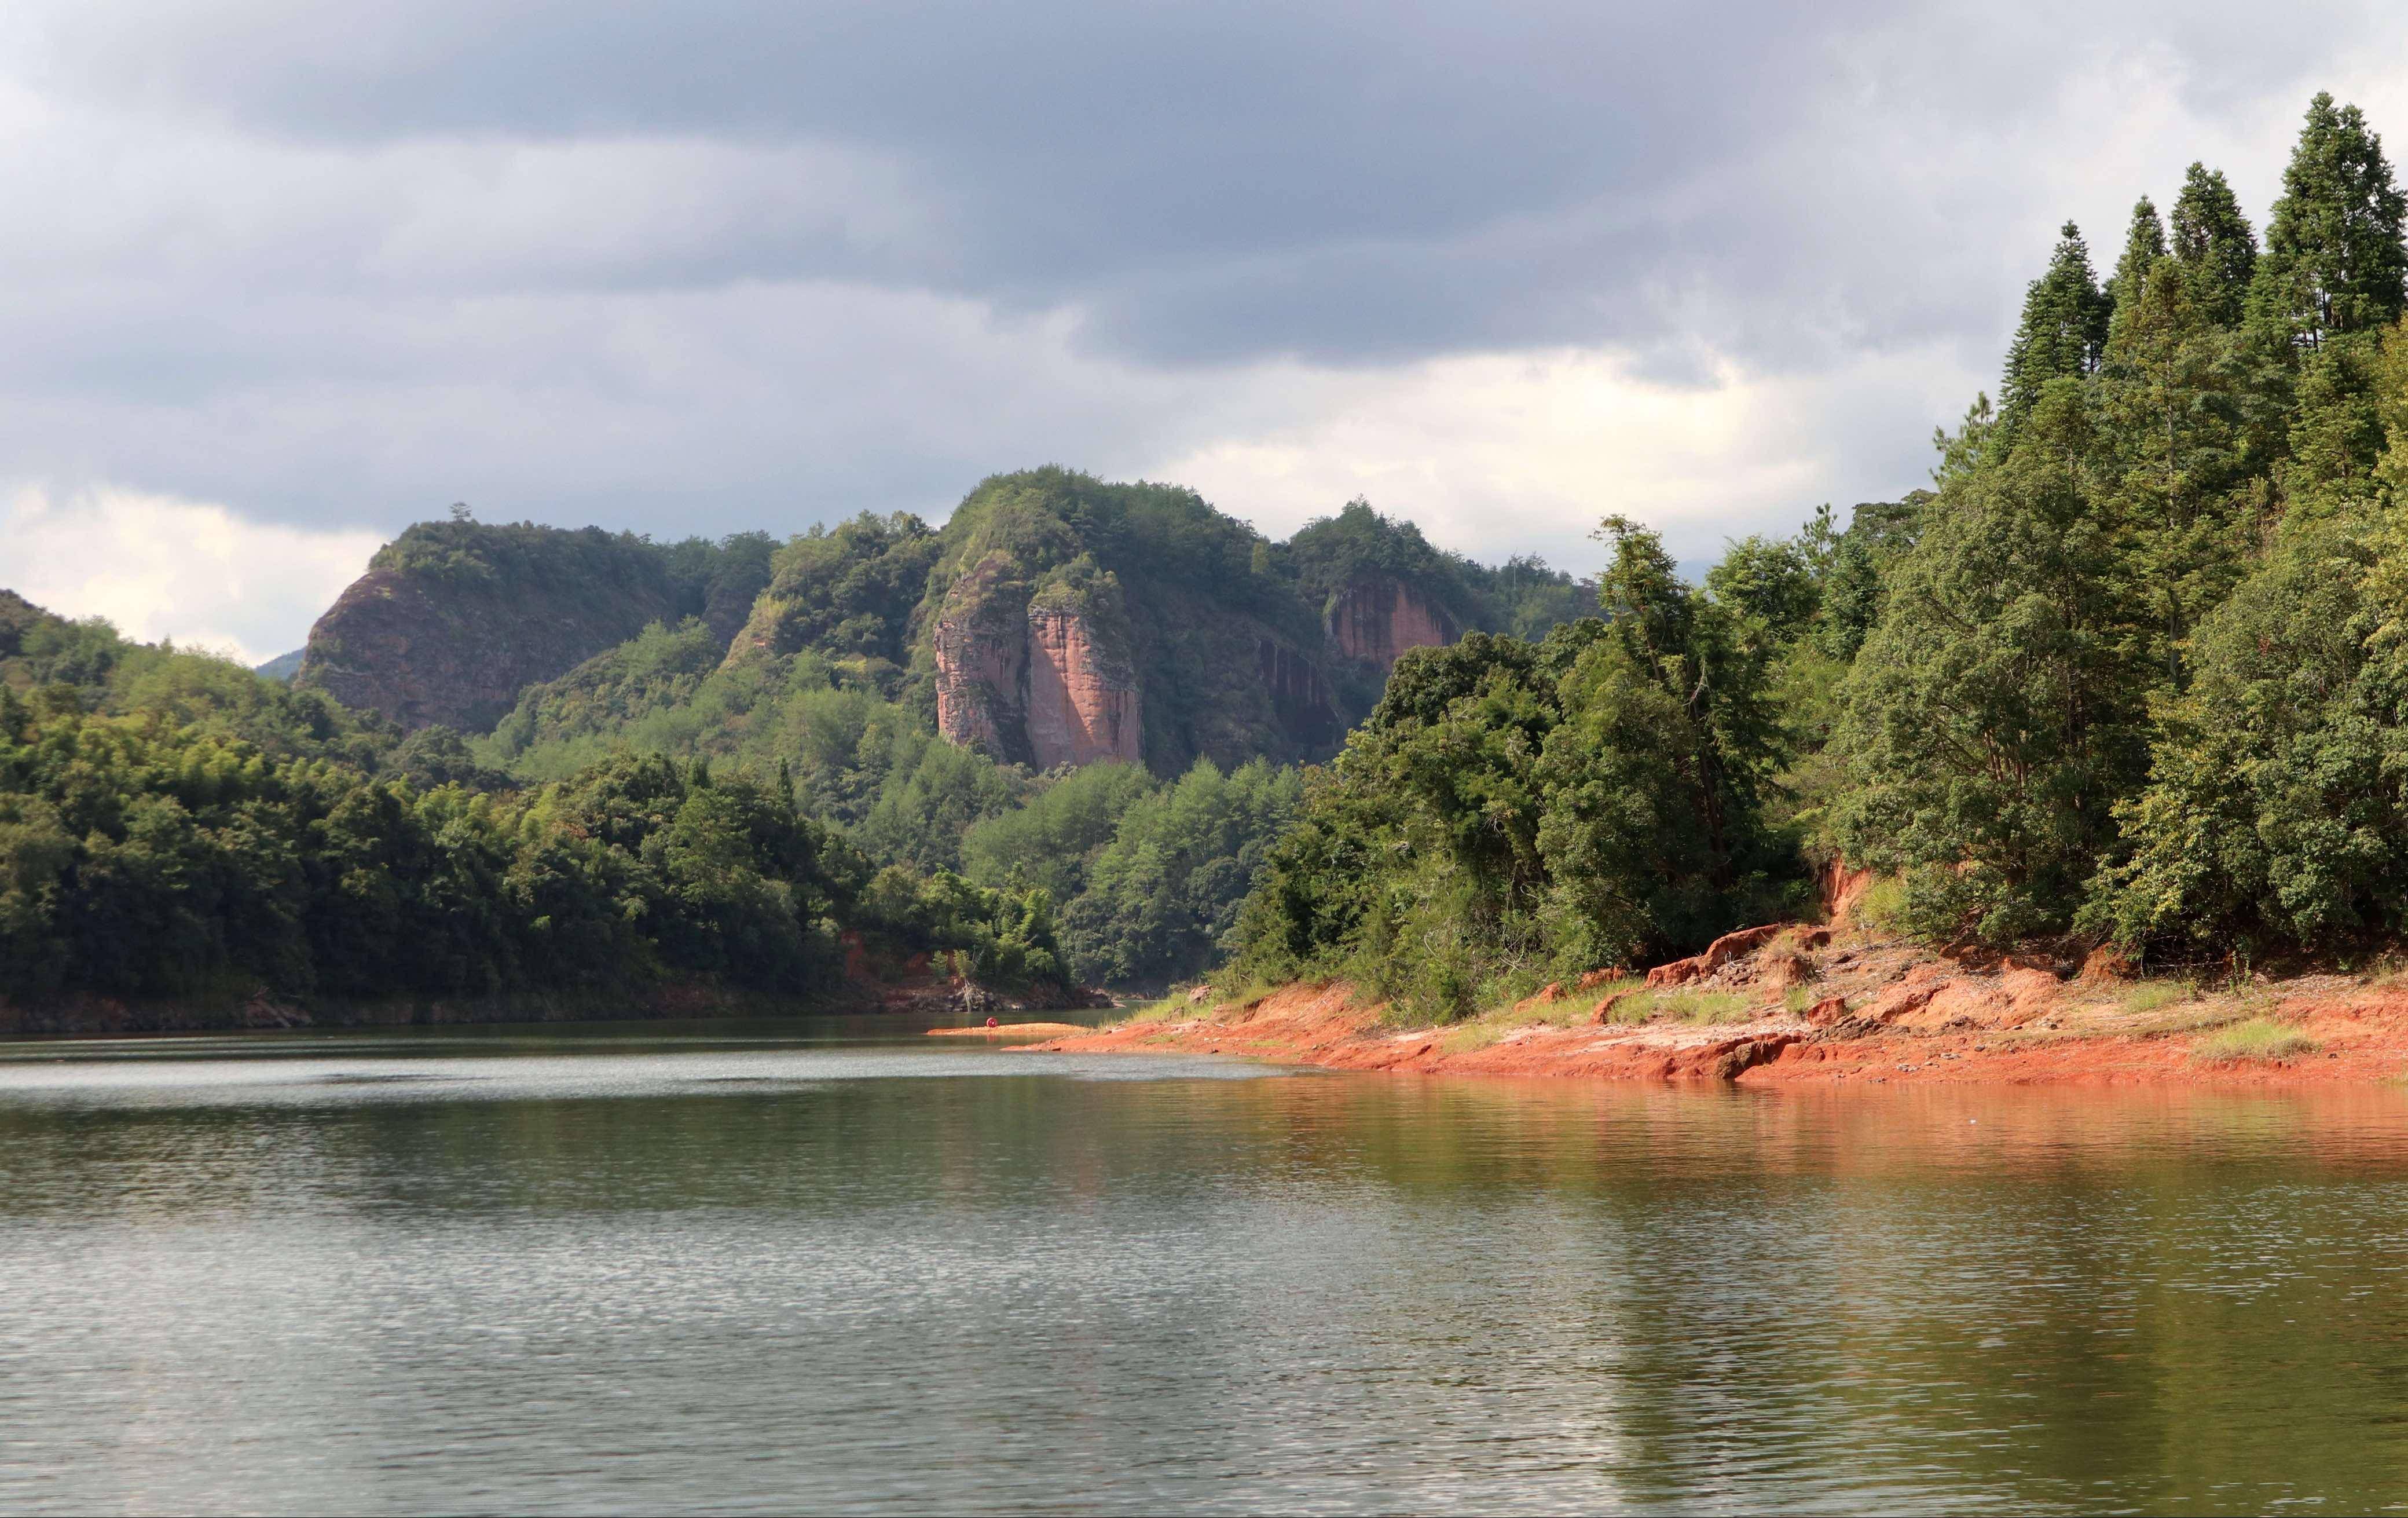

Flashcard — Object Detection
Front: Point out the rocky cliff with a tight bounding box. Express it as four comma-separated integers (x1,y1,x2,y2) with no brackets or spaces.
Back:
298,561,680,734
914,473,1369,774
296,521,765,733
1325,572,1461,669
931,549,1143,770
1025,607,1141,769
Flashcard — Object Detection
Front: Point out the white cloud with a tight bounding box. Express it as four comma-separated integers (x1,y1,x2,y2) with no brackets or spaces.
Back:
1155,342,1978,568
0,484,382,665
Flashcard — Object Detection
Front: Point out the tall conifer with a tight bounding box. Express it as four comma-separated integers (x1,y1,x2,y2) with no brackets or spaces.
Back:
2169,162,2257,327
2106,196,2168,344
2000,222,2111,437
2248,93,2408,349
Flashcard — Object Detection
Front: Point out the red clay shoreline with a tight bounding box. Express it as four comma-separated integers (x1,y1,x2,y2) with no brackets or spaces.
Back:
1017,929,2408,1089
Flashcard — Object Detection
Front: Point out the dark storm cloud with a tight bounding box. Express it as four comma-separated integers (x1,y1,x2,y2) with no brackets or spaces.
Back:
0,0,2402,573
28,0,1927,367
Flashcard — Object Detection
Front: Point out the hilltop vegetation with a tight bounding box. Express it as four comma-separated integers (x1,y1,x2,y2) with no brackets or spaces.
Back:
1234,92,2408,1011
0,605,1073,1012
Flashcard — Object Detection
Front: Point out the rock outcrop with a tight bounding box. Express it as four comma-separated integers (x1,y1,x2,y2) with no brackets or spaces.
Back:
1326,572,1461,668
1255,638,1344,753
932,554,1030,758
296,524,691,733
932,553,1142,770
1025,607,1141,769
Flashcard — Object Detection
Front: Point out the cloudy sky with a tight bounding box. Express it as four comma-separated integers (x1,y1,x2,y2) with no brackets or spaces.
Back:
3,1,2407,663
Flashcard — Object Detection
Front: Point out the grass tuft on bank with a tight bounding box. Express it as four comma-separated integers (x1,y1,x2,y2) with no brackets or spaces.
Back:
2193,1017,2318,1063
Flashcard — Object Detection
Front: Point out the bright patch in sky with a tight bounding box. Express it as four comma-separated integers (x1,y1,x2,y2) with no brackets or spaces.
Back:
1,484,379,666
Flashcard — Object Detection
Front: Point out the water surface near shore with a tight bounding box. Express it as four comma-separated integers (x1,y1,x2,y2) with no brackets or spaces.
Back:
5,1019,2408,1514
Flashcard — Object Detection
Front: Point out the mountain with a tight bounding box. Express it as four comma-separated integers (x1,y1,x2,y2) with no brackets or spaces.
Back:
294,520,774,733
298,471,1590,777
905,471,1592,772
254,649,305,682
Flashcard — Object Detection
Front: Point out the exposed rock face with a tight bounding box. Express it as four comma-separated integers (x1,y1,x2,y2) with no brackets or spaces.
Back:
1025,608,1141,769
932,555,1142,770
1327,573,1461,668
932,555,1033,762
1256,638,1343,753
298,563,680,734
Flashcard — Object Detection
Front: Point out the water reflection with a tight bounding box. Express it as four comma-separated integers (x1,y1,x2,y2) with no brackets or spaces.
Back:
2,1026,2407,1513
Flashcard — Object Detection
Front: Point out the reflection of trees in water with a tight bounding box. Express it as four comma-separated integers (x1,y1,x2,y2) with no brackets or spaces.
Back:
6,1062,2408,1508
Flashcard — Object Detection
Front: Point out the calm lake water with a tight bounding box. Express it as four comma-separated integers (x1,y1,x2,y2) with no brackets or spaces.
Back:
6,1019,2408,1514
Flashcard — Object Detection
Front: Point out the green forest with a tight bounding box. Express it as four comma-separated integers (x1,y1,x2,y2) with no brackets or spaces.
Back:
0,472,1570,1009
13,93,2408,1023
1235,93,2408,1014
0,598,1068,1007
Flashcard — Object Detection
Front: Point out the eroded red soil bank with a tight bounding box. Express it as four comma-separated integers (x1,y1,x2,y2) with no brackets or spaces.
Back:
1031,928,2408,1088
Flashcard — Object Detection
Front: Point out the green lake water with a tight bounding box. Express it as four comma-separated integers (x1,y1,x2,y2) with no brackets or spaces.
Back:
5,1017,2408,1513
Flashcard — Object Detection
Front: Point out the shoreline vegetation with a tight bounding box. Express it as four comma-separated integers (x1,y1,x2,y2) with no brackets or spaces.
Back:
1028,910,2408,1088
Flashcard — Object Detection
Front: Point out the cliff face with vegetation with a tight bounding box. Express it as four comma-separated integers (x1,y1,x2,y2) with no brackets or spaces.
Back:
292,477,1587,774
906,470,1587,774
296,521,773,733
1325,573,1461,668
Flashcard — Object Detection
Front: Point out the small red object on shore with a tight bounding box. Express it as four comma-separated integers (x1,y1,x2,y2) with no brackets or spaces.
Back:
985,1016,999,1028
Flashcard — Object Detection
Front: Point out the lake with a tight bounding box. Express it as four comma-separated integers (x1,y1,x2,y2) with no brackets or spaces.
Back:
4,1018,2408,1513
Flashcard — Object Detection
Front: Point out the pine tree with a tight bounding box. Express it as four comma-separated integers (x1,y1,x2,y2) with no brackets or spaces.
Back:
2169,162,2258,327
2000,222,2112,438
1834,381,2152,945
2105,196,2168,345
2100,250,2249,686
2248,93,2408,349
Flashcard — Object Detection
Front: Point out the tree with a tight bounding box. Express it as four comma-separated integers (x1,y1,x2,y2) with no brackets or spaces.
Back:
1833,382,2152,944
2000,222,2112,437
2100,249,2253,682
2105,196,2168,346
2168,162,2259,327
2087,517,2408,962
2248,93,2408,350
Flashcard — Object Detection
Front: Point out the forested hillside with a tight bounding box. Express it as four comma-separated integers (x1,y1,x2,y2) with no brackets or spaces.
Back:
3,477,1594,1004
0,605,1072,1014
450,473,1592,988
1234,92,2408,1012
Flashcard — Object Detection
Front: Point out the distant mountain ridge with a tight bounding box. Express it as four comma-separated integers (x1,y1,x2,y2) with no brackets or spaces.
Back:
298,469,1593,774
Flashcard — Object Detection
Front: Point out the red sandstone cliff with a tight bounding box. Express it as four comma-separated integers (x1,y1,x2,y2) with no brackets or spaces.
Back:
932,555,1142,770
1326,573,1461,668
1025,608,1141,768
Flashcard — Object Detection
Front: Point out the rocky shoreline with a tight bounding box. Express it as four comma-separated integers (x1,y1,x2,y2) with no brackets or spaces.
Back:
1029,924,2408,1088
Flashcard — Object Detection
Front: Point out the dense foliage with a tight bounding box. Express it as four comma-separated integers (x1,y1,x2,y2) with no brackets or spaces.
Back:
0,606,1071,1008
1233,515,1812,1015
958,758,1303,988
1230,90,2408,996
